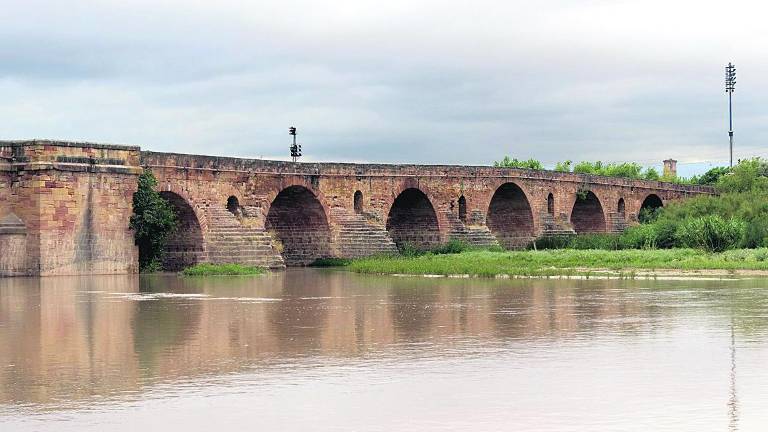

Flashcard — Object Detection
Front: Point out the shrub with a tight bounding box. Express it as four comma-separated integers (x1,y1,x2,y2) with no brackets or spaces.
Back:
554,160,572,172
311,258,352,267
695,166,731,185
643,167,661,181
717,158,768,193
638,206,662,223
432,239,469,254
742,214,768,248
619,224,657,249
130,170,179,272
181,263,265,276
494,157,543,170
645,218,681,249
532,235,574,250
675,216,746,252
398,242,423,257
569,234,621,250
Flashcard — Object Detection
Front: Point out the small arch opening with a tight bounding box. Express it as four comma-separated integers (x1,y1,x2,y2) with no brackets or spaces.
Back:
458,195,467,223
547,193,555,216
226,195,241,217
354,190,363,214
618,198,626,218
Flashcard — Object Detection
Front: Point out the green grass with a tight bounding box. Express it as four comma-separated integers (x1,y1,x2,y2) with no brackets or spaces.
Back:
344,248,768,277
310,257,353,267
180,263,266,276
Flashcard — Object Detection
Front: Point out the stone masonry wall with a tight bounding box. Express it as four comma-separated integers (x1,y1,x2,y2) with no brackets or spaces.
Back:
1,141,141,276
0,140,716,276
142,151,713,266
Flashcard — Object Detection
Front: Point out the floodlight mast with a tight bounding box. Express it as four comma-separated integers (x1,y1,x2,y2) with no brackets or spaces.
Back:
725,62,736,167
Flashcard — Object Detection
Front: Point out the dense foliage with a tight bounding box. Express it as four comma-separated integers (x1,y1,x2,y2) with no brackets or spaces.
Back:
493,157,543,170
130,170,179,272
692,166,731,185
494,157,692,183
571,160,662,181
536,158,768,252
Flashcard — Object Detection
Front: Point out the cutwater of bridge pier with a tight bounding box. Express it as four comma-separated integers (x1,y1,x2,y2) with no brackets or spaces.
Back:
0,140,714,276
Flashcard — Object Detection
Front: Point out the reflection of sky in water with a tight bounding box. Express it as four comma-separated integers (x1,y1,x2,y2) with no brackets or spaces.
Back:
1,270,767,431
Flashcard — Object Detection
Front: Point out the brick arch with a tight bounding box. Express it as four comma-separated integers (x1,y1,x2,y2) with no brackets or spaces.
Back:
641,193,664,210
265,185,332,266
486,182,535,248
380,179,445,233
213,184,248,210
386,187,441,250
158,190,206,271
155,183,210,232
262,180,333,226
638,193,664,223
570,190,607,233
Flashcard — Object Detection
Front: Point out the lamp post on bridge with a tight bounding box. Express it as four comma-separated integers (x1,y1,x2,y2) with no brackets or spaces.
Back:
289,126,302,163
725,62,736,167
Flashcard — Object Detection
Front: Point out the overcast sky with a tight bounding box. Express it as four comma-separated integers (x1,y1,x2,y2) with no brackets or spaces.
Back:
2,0,767,175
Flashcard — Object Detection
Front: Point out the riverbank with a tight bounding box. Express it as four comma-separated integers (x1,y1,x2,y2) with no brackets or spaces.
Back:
343,249,768,278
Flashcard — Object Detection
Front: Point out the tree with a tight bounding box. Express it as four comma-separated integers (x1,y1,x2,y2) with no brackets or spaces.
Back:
130,170,179,271
717,158,768,193
493,156,543,170
696,166,731,185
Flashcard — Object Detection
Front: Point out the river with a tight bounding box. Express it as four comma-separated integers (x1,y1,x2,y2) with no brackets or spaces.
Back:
1,269,767,431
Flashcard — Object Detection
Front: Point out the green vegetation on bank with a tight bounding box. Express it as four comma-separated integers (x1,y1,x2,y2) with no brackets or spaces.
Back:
493,156,737,185
311,258,353,267
130,170,179,272
614,158,768,251
345,249,768,277
180,263,266,276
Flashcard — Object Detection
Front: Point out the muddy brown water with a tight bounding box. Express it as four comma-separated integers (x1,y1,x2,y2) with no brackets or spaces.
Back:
1,269,767,431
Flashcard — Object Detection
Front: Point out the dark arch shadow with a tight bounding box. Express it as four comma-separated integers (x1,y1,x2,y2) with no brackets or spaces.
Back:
266,186,331,266
571,191,606,233
226,195,241,217
547,193,555,216
458,195,467,223
618,197,626,218
354,190,363,214
386,188,440,250
159,191,205,271
639,194,663,223
487,182,534,248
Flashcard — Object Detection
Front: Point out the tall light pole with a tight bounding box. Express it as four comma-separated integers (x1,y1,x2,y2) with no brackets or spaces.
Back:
725,62,736,167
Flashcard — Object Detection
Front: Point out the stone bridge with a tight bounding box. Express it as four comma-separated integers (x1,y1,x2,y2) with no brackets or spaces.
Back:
0,140,714,276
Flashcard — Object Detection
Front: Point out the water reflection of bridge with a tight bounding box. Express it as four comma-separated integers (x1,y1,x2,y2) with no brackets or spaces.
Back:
0,272,746,406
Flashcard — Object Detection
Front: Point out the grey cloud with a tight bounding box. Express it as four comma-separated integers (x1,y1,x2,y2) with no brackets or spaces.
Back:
0,0,765,171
